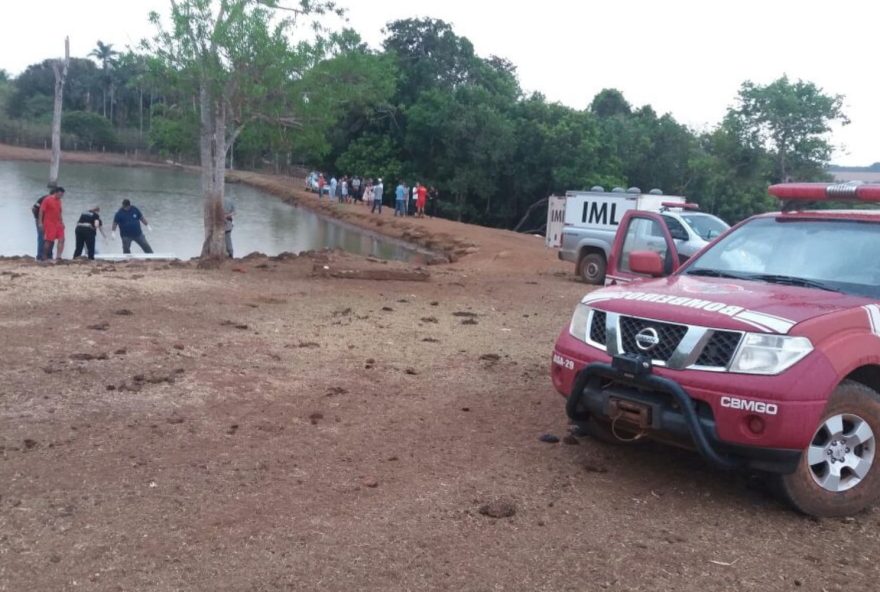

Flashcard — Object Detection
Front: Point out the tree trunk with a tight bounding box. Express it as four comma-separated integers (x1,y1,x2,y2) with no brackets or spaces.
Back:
198,84,228,260
513,196,549,232
148,88,154,131
49,37,70,188
139,87,144,136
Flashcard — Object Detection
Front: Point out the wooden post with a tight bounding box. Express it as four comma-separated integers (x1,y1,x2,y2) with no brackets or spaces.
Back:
49,36,70,188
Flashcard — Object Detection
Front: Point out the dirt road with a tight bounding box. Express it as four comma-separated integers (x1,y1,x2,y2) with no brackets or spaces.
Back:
1,144,878,590
1,243,877,592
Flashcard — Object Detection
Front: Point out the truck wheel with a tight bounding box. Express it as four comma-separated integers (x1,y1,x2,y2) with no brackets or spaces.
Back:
578,253,606,285
778,380,880,517
584,416,645,446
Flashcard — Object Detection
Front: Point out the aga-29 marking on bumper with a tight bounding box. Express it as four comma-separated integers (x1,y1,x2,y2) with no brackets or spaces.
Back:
551,327,837,473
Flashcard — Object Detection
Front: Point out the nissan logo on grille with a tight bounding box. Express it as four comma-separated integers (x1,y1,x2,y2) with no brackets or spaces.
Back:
634,327,660,351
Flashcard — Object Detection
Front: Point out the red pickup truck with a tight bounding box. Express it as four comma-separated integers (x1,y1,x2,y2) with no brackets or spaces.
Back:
551,182,880,517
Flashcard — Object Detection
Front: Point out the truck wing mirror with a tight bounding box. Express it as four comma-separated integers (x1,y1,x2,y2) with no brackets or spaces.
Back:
629,250,666,277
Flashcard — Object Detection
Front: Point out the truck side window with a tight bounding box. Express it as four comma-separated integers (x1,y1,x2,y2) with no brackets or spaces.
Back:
661,215,689,241
620,218,669,274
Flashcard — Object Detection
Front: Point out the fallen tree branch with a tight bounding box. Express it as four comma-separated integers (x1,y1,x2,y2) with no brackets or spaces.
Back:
312,263,430,282
513,197,549,232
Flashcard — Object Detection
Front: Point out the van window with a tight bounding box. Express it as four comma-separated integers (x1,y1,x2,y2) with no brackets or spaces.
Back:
661,215,689,241
681,214,729,240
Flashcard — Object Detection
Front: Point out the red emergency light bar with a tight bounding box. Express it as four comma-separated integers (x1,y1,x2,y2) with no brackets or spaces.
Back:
769,182,880,202
661,202,700,210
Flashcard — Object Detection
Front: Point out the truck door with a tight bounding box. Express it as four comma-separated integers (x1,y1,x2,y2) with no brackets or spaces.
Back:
605,211,681,285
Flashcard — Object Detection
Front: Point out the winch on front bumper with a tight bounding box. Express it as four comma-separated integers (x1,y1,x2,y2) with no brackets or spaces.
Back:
566,353,802,474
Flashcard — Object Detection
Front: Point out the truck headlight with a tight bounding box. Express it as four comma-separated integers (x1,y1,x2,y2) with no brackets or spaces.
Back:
729,333,813,375
569,303,590,343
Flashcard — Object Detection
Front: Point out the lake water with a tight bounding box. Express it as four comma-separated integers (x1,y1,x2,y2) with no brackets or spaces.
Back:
0,160,419,261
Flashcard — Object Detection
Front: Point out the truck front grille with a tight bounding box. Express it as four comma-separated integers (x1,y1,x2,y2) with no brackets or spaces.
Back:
589,310,607,345
619,316,688,363
586,308,744,371
695,331,742,368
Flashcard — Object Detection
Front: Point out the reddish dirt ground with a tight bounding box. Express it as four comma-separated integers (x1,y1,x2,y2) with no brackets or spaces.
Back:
1,146,879,591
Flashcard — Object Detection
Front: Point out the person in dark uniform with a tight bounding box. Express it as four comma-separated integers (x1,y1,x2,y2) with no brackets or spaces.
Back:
73,206,105,259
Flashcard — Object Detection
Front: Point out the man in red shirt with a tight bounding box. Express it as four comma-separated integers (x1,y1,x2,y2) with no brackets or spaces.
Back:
416,183,428,218
38,186,65,261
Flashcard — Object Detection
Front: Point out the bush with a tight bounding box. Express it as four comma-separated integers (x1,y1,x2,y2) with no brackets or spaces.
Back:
62,110,117,149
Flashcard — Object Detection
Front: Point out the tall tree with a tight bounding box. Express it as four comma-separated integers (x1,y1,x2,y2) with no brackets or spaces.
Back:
589,88,631,118
148,0,342,260
729,75,848,182
49,37,70,188
88,41,119,118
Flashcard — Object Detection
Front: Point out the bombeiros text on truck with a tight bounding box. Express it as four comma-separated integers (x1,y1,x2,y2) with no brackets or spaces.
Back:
546,186,729,285
551,181,880,517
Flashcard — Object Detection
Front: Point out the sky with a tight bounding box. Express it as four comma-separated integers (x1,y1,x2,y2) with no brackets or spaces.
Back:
2,0,877,166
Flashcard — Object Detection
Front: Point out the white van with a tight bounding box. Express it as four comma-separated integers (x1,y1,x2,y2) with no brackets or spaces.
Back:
547,187,728,284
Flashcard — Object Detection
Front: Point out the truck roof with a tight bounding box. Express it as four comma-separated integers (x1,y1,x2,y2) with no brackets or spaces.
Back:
756,209,880,222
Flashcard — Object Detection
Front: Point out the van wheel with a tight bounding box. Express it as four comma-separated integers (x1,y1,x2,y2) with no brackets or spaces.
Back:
778,381,880,517
578,253,606,284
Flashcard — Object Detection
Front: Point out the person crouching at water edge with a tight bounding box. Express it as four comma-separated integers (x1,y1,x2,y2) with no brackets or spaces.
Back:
73,206,107,260
111,199,153,254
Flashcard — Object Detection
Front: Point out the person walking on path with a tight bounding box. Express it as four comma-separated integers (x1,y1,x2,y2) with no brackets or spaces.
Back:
371,179,384,214
341,177,349,203
38,186,65,262
329,176,338,202
317,173,326,198
352,176,361,202
112,199,153,254
224,198,236,258
395,181,406,217
73,206,105,260
416,183,428,218
32,192,54,260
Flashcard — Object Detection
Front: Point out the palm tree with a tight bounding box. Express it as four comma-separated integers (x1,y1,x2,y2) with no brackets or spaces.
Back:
88,41,119,119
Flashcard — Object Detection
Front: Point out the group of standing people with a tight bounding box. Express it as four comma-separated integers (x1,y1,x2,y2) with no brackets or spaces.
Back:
32,187,154,262
306,172,436,217
394,181,429,218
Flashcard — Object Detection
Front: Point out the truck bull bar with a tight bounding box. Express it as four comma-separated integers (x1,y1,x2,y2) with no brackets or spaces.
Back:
566,360,743,470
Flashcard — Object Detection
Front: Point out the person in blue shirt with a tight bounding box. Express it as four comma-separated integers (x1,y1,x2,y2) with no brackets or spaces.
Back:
371,179,384,214
111,199,154,254
395,181,406,217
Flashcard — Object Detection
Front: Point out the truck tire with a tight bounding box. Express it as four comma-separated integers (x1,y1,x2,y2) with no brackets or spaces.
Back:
578,253,606,285
778,380,880,517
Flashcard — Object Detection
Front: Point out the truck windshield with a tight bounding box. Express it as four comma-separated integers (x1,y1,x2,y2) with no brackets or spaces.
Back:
686,217,880,298
680,214,729,240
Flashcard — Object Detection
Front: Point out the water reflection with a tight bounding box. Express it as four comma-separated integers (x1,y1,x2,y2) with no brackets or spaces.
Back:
0,160,419,261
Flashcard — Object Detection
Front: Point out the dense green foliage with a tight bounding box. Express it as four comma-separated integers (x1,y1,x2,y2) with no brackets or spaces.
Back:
1,16,848,229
